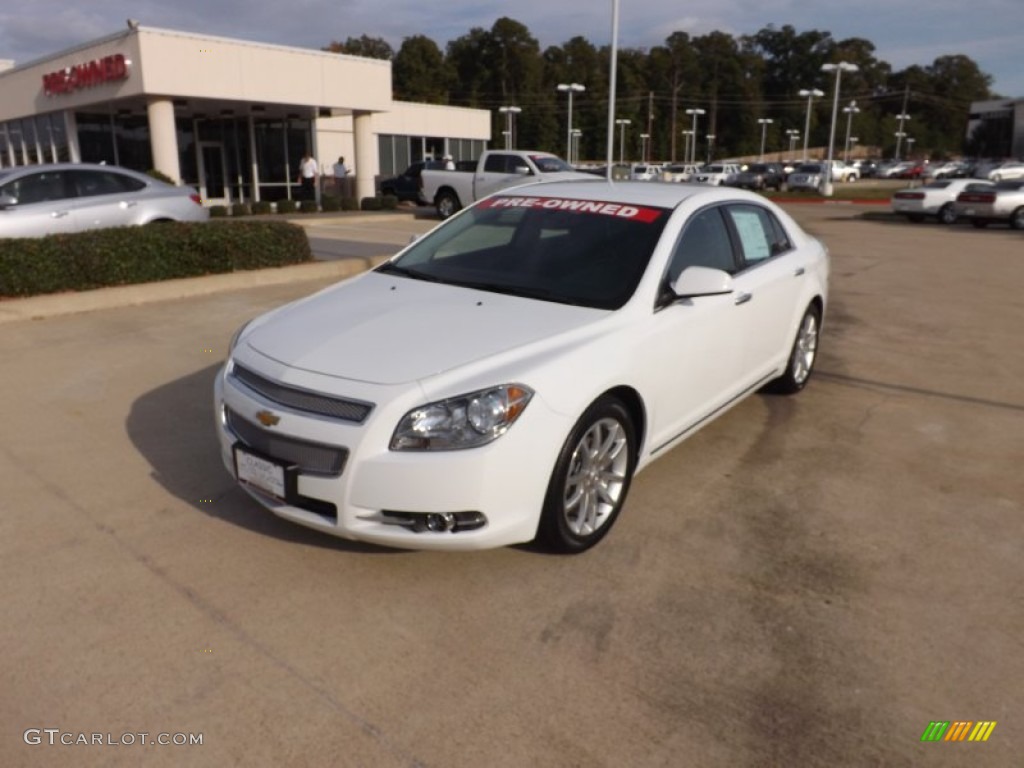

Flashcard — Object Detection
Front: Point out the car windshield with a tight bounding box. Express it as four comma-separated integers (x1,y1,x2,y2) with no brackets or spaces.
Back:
379,195,670,310
995,180,1024,191
746,164,769,173
796,164,822,173
530,155,574,173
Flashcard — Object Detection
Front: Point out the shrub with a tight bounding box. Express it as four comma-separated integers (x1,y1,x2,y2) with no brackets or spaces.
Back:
361,197,383,211
146,169,176,185
0,221,313,299
231,202,252,217
276,199,298,214
209,205,229,217
251,201,273,215
381,194,399,210
299,200,319,213
341,197,360,211
321,195,341,212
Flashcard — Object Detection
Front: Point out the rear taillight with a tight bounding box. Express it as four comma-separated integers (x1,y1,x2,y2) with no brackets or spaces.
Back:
958,193,995,203
189,193,203,206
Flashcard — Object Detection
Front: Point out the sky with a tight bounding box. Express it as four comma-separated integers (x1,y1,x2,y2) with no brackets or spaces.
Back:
2,0,1022,98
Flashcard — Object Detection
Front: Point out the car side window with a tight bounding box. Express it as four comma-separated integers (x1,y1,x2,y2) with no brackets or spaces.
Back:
724,204,792,267
483,154,515,173
666,207,737,282
3,171,69,205
70,170,146,197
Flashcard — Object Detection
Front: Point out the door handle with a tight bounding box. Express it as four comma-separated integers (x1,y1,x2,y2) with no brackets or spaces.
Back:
734,292,752,305
794,266,806,276
120,201,138,209
51,211,69,219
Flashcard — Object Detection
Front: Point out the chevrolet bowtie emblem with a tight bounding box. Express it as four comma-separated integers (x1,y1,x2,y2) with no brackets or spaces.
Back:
256,410,280,427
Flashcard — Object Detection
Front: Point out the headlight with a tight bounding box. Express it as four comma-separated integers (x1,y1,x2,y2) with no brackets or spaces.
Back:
391,384,534,451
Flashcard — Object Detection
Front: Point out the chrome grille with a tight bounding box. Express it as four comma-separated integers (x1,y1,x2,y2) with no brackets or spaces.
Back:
226,407,348,476
230,363,373,423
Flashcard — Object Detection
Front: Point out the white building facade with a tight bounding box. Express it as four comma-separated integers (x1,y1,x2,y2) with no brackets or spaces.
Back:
0,25,491,204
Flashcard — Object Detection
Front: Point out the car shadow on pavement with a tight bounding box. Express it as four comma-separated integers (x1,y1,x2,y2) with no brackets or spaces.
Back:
125,363,406,554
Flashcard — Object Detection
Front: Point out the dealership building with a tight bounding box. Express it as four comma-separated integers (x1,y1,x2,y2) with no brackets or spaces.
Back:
0,24,491,204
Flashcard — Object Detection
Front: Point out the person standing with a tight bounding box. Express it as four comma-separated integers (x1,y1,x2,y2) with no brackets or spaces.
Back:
297,152,318,200
333,156,349,196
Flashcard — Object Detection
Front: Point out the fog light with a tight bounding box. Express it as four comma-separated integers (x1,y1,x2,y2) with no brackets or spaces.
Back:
424,513,456,532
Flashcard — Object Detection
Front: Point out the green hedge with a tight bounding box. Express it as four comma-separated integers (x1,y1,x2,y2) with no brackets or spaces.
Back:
0,221,313,298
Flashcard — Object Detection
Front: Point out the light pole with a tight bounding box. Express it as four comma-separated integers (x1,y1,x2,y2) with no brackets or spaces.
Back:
798,88,824,161
757,118,773,161
842,100,860,162
681,130,694,165
786,128,800,157
820,61,859,196
705,134,715,164
498,106,521,150
639,133,650,163
894,113,911,159
615,118,631,164
685,108,705,164
556,83,585,161
571,129,583,165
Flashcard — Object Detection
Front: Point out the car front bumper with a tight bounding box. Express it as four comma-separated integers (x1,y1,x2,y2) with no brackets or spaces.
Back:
213,361,568,551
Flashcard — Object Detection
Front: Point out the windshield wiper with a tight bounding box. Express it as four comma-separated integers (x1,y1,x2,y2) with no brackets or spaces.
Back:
375,262,444,282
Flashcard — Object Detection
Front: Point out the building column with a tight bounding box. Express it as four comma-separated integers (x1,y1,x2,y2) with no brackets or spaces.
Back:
353,111,375,201
147,97,180,183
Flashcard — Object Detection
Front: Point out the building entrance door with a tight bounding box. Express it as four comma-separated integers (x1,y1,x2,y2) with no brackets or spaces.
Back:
197,142,228,205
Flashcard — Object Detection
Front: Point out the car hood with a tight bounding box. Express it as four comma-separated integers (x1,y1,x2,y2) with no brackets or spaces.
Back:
241,272,604,385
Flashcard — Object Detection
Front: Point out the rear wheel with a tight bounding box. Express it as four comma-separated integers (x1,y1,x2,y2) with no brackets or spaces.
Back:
536,397,637,554
937,203,957,225
435,190,461,220
767,305,820,395
1011,207,1024,230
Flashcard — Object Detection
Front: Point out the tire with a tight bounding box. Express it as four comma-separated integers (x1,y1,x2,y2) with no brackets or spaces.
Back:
1011,207,1024,231
938,203,957,225
536,397,637,554
971,219,988,229
435,190,461,220
767,304,821,395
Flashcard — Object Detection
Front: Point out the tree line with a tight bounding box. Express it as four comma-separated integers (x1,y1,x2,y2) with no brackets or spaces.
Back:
326,19,1000,163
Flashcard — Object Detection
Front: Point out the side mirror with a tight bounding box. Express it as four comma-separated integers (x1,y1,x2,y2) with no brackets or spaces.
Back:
670,266,734,299
514,165,532,175
0,194,18,209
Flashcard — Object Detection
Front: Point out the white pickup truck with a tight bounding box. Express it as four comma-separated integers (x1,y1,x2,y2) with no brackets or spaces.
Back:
420,150,594,218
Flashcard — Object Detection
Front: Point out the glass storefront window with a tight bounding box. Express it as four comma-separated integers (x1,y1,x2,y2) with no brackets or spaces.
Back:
76,113,117,166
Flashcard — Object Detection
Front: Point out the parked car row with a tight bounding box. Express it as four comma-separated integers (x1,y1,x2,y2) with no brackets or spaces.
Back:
890,178,1024,229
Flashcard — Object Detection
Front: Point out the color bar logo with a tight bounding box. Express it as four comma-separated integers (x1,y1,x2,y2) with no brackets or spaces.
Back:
921,721,997,742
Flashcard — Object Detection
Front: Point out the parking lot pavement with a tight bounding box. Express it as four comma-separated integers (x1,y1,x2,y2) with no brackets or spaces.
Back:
1,206,1022,767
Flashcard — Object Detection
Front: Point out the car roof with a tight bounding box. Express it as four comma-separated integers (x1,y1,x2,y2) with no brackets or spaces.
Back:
0,162,148,178
490,178,769,210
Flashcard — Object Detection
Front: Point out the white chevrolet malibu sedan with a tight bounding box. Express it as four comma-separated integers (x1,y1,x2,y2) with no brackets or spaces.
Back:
214,180,829,553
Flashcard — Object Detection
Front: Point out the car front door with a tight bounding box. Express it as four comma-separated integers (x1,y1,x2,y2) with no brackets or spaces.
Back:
637,205,751,454
475,154,532,199
724,204,808,385
0,170,78,237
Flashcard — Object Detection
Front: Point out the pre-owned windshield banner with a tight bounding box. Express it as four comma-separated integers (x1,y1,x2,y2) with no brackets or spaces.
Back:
478,196,665,223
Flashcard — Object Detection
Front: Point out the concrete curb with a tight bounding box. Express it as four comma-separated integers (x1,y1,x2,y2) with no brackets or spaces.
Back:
0,256,388,326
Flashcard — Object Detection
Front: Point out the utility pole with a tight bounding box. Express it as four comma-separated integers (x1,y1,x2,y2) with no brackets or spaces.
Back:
647,91,654,162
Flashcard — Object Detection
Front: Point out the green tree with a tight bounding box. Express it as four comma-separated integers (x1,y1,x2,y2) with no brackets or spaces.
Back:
393,36,449,103
324,35,394,60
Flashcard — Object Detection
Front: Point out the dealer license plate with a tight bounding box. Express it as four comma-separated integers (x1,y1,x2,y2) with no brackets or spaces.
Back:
235,446,286,499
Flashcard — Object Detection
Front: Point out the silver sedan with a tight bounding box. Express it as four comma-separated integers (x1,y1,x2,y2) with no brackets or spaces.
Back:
0,163,208,238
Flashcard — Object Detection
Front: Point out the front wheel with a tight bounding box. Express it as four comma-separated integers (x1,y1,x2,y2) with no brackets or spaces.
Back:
536,397,637,554
938,203,957,225
767,305,821,395
435,190,461,220
1010,207,1024,230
